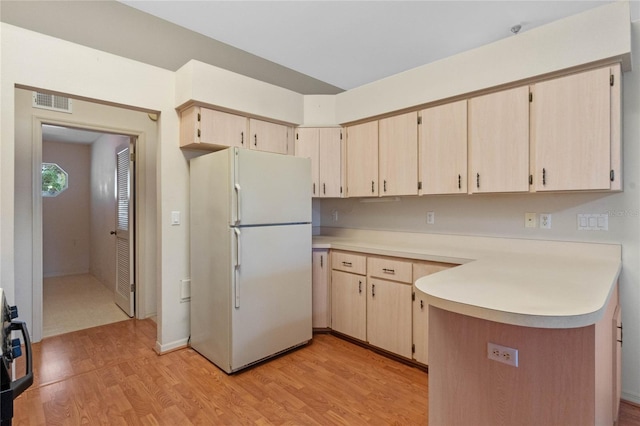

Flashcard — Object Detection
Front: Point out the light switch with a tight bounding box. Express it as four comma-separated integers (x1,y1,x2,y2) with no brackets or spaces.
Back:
171,211,180,226
578,213,608,231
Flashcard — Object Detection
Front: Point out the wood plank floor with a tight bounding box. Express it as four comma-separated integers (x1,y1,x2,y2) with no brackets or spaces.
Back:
12,319,427,425
11,318,640,425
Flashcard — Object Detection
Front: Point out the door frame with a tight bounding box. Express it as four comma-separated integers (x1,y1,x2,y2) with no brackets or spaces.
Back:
32,117,148,342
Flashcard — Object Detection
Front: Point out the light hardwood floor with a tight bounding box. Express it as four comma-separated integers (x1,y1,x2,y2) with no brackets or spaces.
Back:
11,319,640,425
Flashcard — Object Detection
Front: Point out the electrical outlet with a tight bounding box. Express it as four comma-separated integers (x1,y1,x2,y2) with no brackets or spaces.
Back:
540,213,552,229
487,342,518,367
525,212,536,228
426,211,435,225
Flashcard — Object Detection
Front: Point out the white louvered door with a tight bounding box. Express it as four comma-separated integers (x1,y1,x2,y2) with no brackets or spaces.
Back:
114,143,134,317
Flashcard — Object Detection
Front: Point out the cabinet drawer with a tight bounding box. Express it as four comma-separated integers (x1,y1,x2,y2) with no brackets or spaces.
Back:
332,251,366,275
368,256,412,283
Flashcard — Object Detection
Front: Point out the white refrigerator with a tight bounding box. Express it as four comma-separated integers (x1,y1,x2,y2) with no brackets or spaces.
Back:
189,147,312,373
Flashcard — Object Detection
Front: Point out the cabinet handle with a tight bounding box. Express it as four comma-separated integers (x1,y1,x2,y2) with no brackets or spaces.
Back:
382,268,395,274
542,168,546,186
358,281,362,294
241,131,244,145
320,255,323,268
342,261,352,267
618,323,623,346
254,134,257,147
384,180,387,192
420,300,424,309
371,181,375,193
313,183,316,195
372,284,376,297
476,173,480,189
458,174,461,189
323,183,326,195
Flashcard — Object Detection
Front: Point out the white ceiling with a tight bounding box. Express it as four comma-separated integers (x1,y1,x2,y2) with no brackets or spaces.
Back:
119,0,637,91
42,125,105,145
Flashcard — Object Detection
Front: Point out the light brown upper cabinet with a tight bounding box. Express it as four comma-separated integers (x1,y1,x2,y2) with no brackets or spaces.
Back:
419,101,467,195
248,118,291,155
468,86,530,193
346,121,379,197
531,64,621,191
180,106,247,150
379,112,419,196
295,128,343,198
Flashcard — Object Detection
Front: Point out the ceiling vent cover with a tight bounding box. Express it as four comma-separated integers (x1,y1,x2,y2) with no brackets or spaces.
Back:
32,92,73,113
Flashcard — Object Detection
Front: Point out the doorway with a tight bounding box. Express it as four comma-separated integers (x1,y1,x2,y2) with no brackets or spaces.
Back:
14,87,158,343
41,125,134,337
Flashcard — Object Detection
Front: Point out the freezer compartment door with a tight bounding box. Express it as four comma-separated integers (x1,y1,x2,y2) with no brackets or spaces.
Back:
231,223,312,371
232,148,311,226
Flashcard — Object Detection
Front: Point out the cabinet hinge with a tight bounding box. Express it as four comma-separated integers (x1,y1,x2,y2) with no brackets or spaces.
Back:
610,170,615,182
340,186,343,194
131,283,136,292
417,116,422,125
529,174,533,185
412,292,415,301
130,152,136,162
412,344,415,354
197,113,201,122
417,181,422,190
197,129,201,138
529,92,533,102
610,74,615,87
296,133,298,140
340,131,343,140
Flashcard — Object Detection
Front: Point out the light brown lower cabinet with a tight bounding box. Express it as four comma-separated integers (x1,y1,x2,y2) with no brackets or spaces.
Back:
311,249,330,329
412,261,456,365
367,278,412,358
331,269,366,341
328,249,458,365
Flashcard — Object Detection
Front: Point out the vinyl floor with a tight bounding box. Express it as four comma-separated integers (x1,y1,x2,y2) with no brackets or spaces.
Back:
43,274,130,337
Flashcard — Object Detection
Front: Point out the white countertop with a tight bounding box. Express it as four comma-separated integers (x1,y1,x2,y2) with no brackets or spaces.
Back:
313,228,621,329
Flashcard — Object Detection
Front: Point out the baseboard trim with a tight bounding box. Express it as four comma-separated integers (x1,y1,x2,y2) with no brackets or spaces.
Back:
155,338,189,355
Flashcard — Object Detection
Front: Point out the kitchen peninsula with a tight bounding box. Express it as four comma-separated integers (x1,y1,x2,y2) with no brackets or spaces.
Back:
313,228,622,426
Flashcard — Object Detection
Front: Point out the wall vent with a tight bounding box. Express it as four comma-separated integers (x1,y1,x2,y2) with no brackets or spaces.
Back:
32,92,73,113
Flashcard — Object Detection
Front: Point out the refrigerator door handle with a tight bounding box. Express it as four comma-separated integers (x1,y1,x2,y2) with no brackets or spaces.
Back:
234,183,242,225
234,228,241,267
233,228,241,308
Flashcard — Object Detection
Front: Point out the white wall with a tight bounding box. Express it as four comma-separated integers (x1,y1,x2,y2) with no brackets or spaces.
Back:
90,134,129,290
42,141,91,277
4,36,170,345
335,1,631,124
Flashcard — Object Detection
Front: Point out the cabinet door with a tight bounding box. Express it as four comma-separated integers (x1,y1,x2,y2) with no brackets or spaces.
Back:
613,304,622,423
469,86,530,193
200,108,247,149
318,128,343,198
419,101,467,194
379,112,418,196
346,121,378,197
312,250,330,329
331,270,366,341
367,278,412,358
180,106,247,150
249,118,289,154
412,262,456,365
295,128,320,196
531,66,613,191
